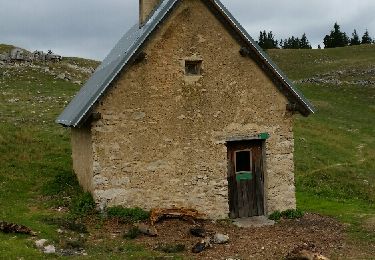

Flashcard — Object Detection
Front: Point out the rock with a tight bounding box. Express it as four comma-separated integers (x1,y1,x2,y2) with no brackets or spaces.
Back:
190,227,206,237
56,73,65,80
192,237,211,253
212,233,229,244
286,243,329,260
35,239,48,248
135,223,158,237
43,245,56,254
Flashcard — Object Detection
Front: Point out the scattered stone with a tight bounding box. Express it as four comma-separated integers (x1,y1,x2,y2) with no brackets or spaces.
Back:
7,98,19,103
286,243,329,260
43,245,56,254
190,227,206,237
35,239,48,248
192,237,211,253
56,73,66,80
212,233,229,244
135,223,158,237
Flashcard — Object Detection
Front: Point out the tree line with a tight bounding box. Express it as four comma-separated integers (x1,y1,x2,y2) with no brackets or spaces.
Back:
258,22,373,50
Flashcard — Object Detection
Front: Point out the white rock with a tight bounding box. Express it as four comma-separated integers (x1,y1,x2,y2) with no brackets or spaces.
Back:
35,239,48,248
43,245,56,254
213,233,229,244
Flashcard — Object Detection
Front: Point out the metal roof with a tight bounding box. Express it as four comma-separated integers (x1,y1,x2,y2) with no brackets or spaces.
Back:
56,0,315,127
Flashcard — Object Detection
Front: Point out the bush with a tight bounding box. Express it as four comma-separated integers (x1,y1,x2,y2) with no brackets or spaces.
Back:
107,207,150,222
268,210,282,221
268,209,304,221
281,208,304,219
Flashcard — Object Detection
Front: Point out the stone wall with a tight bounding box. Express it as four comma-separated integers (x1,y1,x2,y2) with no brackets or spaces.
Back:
71,126,93,192
73,0,296,218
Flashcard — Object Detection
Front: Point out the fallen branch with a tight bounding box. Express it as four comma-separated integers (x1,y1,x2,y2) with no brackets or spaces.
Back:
150,208,206,225
0,221,36,236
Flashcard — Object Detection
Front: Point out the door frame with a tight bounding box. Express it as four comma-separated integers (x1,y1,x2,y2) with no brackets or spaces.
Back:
226,138,267,218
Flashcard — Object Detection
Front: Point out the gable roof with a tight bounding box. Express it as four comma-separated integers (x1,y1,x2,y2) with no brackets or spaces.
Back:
56,0,315,127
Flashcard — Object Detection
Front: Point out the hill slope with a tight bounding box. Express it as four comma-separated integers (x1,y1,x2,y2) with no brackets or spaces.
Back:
268,45,375,240
0,44,374,258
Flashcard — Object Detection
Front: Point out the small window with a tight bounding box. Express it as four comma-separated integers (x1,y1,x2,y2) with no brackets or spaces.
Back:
185,60,202,75
235,150,251,173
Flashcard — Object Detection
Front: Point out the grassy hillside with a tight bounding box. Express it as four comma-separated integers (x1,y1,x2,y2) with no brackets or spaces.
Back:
0,44,374,258
268,45,375,241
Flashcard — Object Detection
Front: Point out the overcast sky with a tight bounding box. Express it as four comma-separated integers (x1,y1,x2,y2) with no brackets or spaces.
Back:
0,0,374,60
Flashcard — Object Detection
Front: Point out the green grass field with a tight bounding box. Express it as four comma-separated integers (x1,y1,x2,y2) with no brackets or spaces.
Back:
269,45,375,242
0,44,374,258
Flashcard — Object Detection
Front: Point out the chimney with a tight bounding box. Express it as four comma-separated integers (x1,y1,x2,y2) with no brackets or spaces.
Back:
139,0,161,26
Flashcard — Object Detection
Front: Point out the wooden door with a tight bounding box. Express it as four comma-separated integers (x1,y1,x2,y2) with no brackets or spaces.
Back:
227,140,265,218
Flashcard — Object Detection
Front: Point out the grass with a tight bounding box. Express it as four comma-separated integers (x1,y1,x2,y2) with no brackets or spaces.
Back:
0,43,374,257
268,45,375,242
0,48,172,259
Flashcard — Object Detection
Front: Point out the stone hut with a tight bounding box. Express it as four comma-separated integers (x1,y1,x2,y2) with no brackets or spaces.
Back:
57,0,315,219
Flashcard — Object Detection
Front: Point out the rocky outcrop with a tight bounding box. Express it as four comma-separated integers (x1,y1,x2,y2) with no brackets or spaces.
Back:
0,48,62,63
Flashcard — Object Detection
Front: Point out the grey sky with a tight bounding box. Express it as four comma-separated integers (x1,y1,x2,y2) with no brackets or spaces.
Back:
0,0,374,60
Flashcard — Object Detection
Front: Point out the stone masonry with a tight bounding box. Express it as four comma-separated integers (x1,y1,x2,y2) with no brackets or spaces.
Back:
71,0,296,219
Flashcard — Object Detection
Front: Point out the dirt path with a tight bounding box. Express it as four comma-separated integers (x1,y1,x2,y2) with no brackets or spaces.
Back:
87,213,375,259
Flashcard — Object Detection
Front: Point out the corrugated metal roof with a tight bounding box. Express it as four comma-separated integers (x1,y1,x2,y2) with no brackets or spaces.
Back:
56,0,314,127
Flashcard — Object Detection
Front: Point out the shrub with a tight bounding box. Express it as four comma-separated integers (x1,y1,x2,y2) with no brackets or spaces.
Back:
281,208,304,219
107,207,150,222
268,209,304,221
268,210,282,221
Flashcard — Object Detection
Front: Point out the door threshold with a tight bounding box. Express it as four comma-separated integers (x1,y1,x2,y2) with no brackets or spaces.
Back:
233,216,275,228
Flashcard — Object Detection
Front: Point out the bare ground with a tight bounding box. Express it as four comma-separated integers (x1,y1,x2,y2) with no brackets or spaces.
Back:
85,213,375,259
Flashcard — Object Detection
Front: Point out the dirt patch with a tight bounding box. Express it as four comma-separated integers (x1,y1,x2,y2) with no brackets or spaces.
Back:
84,213,375,259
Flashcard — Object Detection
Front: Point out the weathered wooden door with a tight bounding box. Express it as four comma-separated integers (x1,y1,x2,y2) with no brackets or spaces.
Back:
227,140,265,218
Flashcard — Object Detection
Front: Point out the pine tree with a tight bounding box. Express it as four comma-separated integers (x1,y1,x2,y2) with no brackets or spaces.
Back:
323,22,349,48
362,30,372,44
281,33,311,49
350,30,361,45
258,30,278,49
300,33,312,49
258,31,265,47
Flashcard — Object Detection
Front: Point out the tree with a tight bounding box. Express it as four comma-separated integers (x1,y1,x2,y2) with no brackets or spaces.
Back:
300,33,312,49
280,33,311,49
350,30,361,45
323,22,349,48
258,30,278,49
362,29,372,44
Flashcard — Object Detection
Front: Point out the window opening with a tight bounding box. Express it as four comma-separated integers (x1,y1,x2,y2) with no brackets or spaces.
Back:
235,150,253,181
235,150,251,173
185,60,202,75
